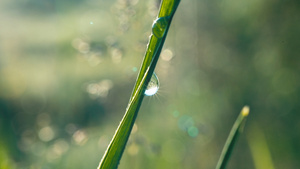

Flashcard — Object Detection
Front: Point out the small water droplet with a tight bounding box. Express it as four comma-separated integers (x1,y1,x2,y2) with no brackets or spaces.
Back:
90,21,93,25
145,72,159,96
152,16,170,38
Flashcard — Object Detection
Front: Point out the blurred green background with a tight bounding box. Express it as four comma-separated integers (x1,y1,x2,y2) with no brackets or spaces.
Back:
1,0,300,168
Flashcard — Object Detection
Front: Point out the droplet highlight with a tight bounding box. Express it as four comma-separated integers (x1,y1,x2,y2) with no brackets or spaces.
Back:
145,72,159,96
152,16,170,38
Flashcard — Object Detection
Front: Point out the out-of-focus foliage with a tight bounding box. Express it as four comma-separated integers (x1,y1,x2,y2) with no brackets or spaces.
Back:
0,0,299,169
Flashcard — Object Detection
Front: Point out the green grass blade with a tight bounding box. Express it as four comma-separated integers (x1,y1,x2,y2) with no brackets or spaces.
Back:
97,1,180,169
131,0,180,98
215,106,250,169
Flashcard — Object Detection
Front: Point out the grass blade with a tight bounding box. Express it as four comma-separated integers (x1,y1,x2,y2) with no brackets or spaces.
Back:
97,1,181,169
215,106,250,169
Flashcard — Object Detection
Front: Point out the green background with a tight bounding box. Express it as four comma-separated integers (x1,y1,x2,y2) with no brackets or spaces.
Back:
1,0,299,168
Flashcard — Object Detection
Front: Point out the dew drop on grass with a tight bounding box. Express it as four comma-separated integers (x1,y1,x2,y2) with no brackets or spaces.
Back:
152,16,170,38
145,72,159,96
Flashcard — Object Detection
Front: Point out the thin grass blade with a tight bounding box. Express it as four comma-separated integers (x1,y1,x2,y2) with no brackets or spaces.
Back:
97,1,181,169
215,106,250,169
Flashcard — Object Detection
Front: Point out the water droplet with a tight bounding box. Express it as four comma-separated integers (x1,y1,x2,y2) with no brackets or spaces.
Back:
152,16,170,38
145,72,159,96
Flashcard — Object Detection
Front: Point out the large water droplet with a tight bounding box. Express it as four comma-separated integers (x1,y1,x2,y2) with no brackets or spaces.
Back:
145,72,159,96
152,16,170,38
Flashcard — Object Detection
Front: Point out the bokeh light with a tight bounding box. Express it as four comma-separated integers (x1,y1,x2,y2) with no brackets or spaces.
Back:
1,0,300,168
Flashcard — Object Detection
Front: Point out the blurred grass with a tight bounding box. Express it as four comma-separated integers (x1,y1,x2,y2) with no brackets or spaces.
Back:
1,0,300,169
216,106,249,169
247,123,275,169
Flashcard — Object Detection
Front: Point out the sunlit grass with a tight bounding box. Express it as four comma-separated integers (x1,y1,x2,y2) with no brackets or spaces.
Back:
97,0,181,169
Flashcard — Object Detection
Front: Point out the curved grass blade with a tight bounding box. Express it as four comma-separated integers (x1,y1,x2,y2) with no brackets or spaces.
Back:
215,106,250,169
97,1,181,169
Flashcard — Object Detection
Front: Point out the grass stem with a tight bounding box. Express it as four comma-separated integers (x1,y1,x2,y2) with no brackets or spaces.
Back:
215,106,250,169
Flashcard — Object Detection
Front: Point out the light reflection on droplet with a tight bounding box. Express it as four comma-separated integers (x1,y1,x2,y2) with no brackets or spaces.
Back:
145,73,159,96
152,16,169,38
